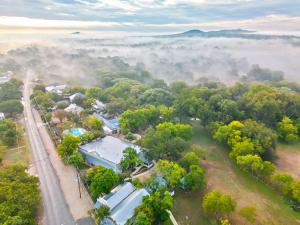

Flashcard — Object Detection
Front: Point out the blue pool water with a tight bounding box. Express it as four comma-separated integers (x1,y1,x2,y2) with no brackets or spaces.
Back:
63,128,86,137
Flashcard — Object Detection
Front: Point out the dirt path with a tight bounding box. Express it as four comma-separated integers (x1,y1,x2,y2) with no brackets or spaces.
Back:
32,108,94,221
276,146,300,179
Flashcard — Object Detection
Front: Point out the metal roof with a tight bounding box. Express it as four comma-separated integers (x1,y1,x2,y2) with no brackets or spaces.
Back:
95,114,120,131
79,136,142,165
110,188,149,225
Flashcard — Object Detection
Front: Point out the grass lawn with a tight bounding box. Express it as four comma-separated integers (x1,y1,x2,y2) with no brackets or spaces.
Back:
172,122,300,225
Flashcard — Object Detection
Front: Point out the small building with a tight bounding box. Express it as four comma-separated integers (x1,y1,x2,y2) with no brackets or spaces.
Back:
0,112,5,120
96,182,150,225
79,136,146,173
94,114,120,134
45,84,67,95
69,92,85,103
64,103,83,115
92,100,106,112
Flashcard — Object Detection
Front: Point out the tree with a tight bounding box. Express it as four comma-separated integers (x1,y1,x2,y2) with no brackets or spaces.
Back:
120,147,142,172
133,212,152,225
83,115,103,131
183,165,206,191
67,152,85,169
0,119,20,147
53,109,68,123
86,87,104,100
180,151,200,171
57,134,81,159
0,165,40,225
156,160,186,188
271,173,294,196
85,166,106,185
277,116,299,143
0,99,23,115
141,122,192,160
139,88,173,106
93,205,110,224
290,181,300,204
139,191,173,223
90,168,119,201
202,189,236,220
239,205,257,224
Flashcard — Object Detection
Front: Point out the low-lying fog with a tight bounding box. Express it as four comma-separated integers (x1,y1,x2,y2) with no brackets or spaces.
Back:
0,33,299,84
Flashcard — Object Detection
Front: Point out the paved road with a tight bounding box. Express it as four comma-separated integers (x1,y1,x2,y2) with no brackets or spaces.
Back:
23,74,75,225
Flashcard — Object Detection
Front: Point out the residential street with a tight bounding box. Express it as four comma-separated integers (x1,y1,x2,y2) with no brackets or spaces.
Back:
23,72,93,225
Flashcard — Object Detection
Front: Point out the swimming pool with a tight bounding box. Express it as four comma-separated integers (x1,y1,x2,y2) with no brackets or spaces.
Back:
63,128,86,137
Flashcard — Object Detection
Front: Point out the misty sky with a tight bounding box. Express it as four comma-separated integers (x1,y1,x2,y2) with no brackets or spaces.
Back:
0,0,300,33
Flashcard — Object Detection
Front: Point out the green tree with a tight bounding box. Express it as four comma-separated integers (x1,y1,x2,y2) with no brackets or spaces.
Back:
120,147,142,172
156,160,186,188
133,212,152,225
180,151,200,171
67,152,85,169
57,134,81,159
93,205,110,224
0,165,40,225
270,173,294,196
183,165,206,191
202,189,236,220
239,205,257,224
90,168,119,201
141,191,173,223
0,119,20,147
290,181,300,204
83,115,103,131
277,116,299,143
85,166,106,185
0,99,23,115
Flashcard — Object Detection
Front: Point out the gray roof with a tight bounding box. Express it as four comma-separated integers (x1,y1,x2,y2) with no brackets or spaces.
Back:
79,136,142,165
110,188,149,225
105,183,136,210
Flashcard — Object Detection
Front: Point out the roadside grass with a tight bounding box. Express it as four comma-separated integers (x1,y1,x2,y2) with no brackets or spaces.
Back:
172,122,300,225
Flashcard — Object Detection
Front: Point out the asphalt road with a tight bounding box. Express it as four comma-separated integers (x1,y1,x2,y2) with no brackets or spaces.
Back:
23,74,75,225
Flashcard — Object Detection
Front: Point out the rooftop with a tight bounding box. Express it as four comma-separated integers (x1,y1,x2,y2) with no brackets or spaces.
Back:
95,114,120,131
79,136,142,165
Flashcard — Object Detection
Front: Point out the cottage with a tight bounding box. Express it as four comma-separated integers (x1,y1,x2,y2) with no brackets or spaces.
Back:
45,84,67,95
64,103,83,115
96,182,149,225
94,114,120,134
0,112,5,120
69,92,85,103
79,136,146,173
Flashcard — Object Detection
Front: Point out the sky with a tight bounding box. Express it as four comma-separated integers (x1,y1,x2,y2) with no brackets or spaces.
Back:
0,0,300,34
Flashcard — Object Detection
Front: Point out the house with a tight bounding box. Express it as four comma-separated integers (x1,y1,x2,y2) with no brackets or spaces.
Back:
69,92,85,103
79,136,146,173
96,182,150,225
45,84,67,95
0,112,5,120
94,114,120,134
92,100,106,112
0,71,12,84
64,103,83,115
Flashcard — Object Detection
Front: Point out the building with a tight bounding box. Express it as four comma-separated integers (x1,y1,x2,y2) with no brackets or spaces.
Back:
92,100,106,112
45,84,67,95
69,92,85,103
96,182,150,225
64,103,83,115
0,112,5,120
0,71,12,84
79,136,146,173
94,114,120,134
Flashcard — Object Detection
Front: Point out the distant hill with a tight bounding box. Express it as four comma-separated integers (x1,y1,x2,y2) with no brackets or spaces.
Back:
158,29,299,40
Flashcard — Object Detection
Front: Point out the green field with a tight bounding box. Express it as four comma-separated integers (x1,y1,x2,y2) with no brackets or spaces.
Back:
172,122,300,225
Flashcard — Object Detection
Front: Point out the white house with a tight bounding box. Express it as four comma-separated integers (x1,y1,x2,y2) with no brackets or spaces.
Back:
69,92,85,103
0,112,5,120
45,84,67,95
64,104,83,115
96,182,150,225
79,136,149,173
92,100,106,112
